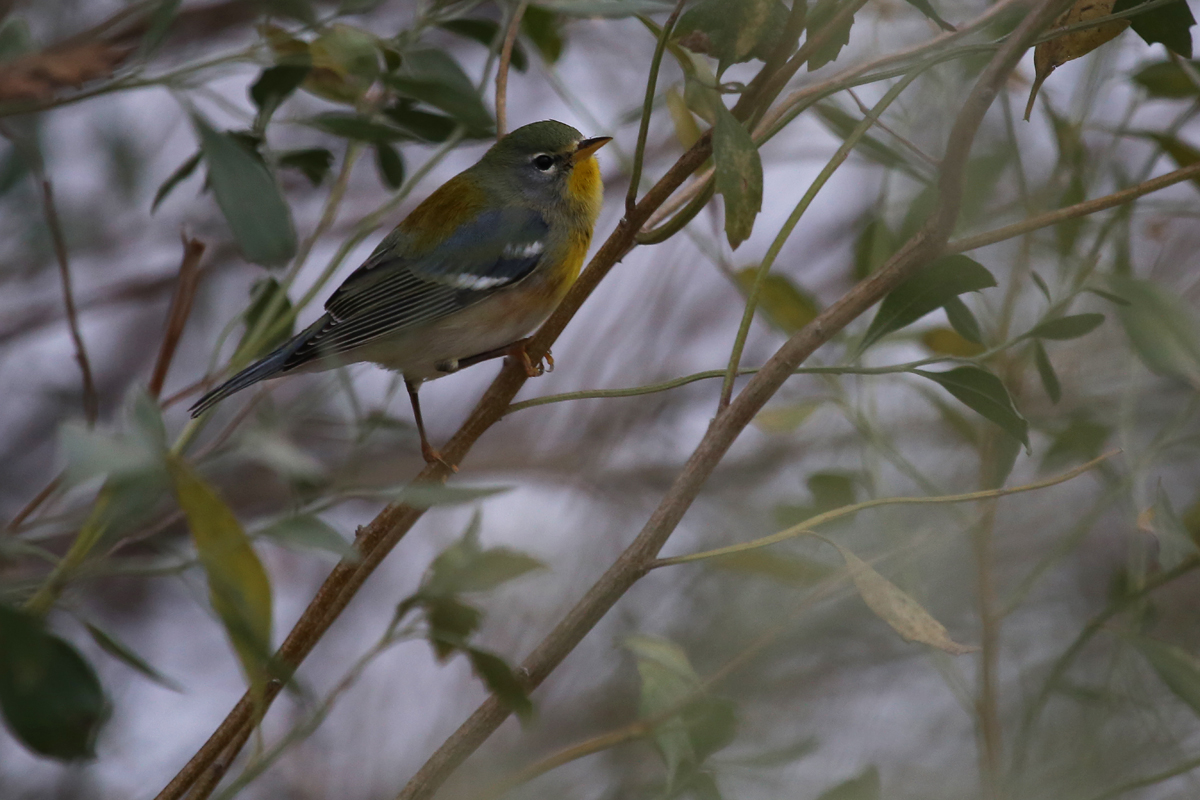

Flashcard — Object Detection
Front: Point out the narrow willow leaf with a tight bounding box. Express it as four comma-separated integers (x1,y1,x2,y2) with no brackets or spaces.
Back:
139,0,183,58
944,296,983,343
1111,275,1200,385
277,147,334,186
0,604,109,759
1025,0,1130,120
922,327,985,357
304,23,379,103
151,151,201,213
382,104,463,142
829,542,978,655
807,0,858,71
626,635,702,787
168,457,273,696
1133,58,1200,97
83,622,182,692
1131,636,1200,716
1114,0,1195,57
853,215,895,281
374,141,405,189
665,86,702,150
257,514,359,561
424,597,482,659
439,19,528,71
711,550,834,586
392,484,511,507
674,0,788,71
734,268,819,333
815,766,881,800
1033,340,1063,404
466,647,533,720
903,0,954,31
1028,312,1105,340
712,103,762,249
857,255,996,354
522,6,565,62
250,62,311,119
1041,416,1109,473
814,103,922,177
754,400,824,433
194,116,296,267
239,277,294,358
310,112,408,142
1134,132,1200,190
385,48,494,134
1031,270,1053,302
914,367,1029,447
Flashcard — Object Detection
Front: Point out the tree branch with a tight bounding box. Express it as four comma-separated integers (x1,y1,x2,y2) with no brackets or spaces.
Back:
148,235,205,400
494,0,528,138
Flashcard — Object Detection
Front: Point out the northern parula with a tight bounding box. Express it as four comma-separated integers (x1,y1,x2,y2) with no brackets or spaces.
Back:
191,120,610,463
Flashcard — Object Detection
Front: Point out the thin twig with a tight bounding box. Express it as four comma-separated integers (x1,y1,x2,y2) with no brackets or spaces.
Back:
5,473,63,531
40,178,99,424
626,0,687,217
148,235,206,400
494,0,528,138
848,87,939,167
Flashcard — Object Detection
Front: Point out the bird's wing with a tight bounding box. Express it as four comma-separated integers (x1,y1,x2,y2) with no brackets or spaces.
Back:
282,206,549,366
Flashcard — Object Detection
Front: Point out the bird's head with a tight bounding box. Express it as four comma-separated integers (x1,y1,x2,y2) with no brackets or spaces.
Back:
479,120,610,208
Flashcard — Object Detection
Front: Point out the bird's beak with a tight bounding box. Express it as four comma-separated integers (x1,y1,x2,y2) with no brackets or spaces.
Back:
572,136,612,162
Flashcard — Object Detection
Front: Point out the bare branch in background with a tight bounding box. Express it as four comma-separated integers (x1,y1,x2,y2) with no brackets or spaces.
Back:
494,0,529,138
148,235,206,401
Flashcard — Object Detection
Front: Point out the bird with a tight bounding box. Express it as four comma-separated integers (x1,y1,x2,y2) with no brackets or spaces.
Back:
190,120,610,465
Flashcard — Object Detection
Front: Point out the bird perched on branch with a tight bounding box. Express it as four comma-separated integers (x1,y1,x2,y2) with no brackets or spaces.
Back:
191,120,610,465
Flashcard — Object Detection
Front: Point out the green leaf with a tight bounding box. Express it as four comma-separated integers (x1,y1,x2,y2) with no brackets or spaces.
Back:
815,766,881,800
250,62,311,120
59,422,159,486
922,327,985,357
0,604,109,759
240,277,294,358
1031,270,1053,302
1151,485,1199,568
712,102,762,249
522,6,565,62
425,597,482,659
829,542,978,655
914,366,1029,447
814,103,923,177
439,19,528,71
1033,340,1062,404
151,151,201,213
1130,636,1200,716
0,17,33,61
466,647,533,720
626,635,701,787
139,0,183,57
683,695,738,761
666,85,702,150
753,399,824,433
1113,0,1195,58
712,549,834,587
83,622,182,692
734,267,819,333
1132,131,1200,189
944,296,983,343
257,514,359,561
1133,59,1200,98
374,141,405,190
168,457,274,695
194,116,297,267
674,0,788,71
393,484,511,507
1110,275,1200,385
310,112,408,142
903,0,954,31
277,147,334,186
857,254,996,354
382,103,464,142
385,48,494,134
424,516,545,596
1027,312,1105,341
1041,416,1109,474
853,216,895,280
807,0,858,71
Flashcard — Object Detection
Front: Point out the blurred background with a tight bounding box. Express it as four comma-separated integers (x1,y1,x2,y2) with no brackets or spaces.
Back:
3,0,1200,798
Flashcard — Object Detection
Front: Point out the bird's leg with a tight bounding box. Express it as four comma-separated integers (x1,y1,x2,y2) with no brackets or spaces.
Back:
455,338,553,377
405,378,457,472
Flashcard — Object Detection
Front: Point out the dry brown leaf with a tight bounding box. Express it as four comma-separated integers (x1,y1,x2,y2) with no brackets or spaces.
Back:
831,541,979,655
1025,0,1129,120
0,42,130,103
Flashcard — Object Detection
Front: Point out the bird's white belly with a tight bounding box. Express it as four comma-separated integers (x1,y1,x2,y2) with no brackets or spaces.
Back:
351,288,554,381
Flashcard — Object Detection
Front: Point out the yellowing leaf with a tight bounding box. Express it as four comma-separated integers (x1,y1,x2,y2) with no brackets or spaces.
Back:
713,102,762,249
922,327,985,357
666,85,702,150
1026,1,1130,120
168,457,273,697
734,267,819,333
829,542,978,655
754,400,824,433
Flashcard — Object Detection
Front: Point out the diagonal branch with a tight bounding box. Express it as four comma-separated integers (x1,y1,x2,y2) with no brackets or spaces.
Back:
392,3,1077,799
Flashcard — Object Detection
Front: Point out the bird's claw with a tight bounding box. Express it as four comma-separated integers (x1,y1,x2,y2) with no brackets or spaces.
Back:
510,341,553,378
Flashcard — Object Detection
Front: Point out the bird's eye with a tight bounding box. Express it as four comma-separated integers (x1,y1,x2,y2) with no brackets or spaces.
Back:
533,154,555,171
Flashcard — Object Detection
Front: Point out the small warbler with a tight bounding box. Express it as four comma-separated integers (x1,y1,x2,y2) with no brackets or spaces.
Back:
191,120,610,463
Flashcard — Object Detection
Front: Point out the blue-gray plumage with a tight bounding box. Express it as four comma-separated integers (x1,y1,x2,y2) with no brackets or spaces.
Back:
190,120,610,464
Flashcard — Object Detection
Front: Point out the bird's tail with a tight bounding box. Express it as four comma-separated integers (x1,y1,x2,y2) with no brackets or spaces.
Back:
189,318,323,417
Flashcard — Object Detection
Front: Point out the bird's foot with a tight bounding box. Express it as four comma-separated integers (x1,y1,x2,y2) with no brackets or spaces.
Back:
421,440,458,473
509,340,553,378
